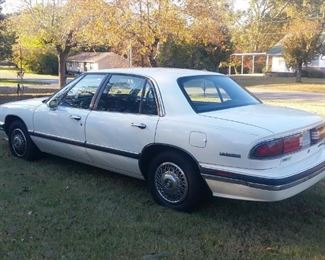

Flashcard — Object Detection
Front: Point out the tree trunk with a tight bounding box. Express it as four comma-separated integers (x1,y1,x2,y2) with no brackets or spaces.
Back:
141,55,145,67
215,54,221,72
215,62,220,72
296,63,302,83
148,38,160,67
58,52,67,88
148,53,158,67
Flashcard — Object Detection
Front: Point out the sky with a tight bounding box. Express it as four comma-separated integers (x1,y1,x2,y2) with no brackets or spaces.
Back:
3,0,23,13
234,0,249,11
3,0,250,13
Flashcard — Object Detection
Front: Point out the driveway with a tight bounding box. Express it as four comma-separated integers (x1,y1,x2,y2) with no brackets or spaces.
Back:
250,90,325,102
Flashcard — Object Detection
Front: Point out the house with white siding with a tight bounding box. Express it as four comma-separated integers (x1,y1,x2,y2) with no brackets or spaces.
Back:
267,33,325,74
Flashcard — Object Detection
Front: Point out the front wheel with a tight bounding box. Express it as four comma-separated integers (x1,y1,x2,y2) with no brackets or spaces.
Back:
147,151,207,211
8,120,41,160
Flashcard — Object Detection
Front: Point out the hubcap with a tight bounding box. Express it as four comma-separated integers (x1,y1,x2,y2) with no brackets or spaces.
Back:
11,128,27,157
154,162,188,204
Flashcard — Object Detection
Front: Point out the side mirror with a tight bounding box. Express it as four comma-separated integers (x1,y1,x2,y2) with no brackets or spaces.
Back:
48,99,59,110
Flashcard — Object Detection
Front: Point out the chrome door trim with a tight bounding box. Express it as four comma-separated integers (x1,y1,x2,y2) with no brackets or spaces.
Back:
29,131,140,159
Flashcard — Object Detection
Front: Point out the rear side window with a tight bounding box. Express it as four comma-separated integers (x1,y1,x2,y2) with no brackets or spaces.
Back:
178,75,260,113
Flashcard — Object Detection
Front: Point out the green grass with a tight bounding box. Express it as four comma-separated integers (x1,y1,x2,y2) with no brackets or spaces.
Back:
0,69,58,79
232,75,325,93
0,139,325,259
264,100,325,118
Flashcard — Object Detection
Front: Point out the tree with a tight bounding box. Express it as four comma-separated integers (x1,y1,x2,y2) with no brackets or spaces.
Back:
11,33,58,74
0,0,16,61
114,0,186,67
233,0,325,53
12,0,103,87
233,0,291,53
285,0,325,19
283,19,324,82
183,0,234,71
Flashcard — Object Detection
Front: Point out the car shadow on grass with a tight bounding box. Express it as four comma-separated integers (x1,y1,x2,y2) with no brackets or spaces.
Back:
1,144,324,258
44,153,325,220
46,153,325,256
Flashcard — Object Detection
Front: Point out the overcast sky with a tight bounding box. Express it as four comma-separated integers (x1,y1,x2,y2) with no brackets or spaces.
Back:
3,0,249,13
3,0,23,13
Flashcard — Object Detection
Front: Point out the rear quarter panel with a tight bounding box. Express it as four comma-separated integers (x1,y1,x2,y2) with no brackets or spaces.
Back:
155,115,273,169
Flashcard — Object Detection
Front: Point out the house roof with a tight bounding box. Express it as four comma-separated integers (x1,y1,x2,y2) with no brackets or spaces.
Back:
267,32,325,56
67,52,126,63
267,41,283,56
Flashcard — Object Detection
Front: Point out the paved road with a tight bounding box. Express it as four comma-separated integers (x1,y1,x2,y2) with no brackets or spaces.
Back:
251,90,325,102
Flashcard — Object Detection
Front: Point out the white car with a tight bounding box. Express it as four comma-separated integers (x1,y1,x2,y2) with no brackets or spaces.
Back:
0,68,324,211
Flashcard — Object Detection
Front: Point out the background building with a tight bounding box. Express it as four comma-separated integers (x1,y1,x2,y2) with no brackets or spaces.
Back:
66,52,129,75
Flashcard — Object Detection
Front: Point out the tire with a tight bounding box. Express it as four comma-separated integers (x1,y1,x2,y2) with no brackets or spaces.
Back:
147,151,208,211
8,120,41,161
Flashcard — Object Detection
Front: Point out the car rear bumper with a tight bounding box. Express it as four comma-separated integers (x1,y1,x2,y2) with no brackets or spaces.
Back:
201,160,325,202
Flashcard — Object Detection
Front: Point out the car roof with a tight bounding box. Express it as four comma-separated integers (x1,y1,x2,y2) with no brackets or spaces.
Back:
88,68,226,116
91,67,224,80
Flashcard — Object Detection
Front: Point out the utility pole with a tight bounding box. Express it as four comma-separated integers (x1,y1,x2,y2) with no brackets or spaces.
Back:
128,45,132,68
19,44,23,74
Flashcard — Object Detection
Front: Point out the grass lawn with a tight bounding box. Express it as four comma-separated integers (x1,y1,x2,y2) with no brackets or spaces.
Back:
0,68,57,80
232,75,325,93
0,139,324,259
264,100,325,118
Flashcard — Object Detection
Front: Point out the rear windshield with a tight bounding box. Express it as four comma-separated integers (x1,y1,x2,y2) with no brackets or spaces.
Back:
178,75,260,113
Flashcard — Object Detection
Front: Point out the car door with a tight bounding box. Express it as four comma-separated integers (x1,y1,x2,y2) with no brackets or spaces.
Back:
33,74,107,163
85,74,160,178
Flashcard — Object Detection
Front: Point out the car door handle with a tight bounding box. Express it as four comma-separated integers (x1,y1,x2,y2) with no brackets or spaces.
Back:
70,115,81,121
131,123,147,129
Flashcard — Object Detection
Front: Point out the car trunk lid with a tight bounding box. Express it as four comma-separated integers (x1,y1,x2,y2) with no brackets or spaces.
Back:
200,104,323,134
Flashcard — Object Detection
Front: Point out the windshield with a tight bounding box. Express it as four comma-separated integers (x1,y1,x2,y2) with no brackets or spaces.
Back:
178,75,260,113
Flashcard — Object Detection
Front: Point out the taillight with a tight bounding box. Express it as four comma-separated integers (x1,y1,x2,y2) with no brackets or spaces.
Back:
251,139,283,159
311,125,325,144
251,134,303,159
283,134,302,153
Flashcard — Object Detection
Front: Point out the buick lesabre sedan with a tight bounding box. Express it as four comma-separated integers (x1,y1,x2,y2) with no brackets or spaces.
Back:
0,68,324,211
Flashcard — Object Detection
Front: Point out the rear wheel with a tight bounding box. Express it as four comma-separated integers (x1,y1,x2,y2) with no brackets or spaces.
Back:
147,151,207,211
8,120,41,160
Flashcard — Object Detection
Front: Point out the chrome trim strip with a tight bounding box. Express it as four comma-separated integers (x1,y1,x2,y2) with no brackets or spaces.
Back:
29,131,140,159
86,142,139,159
30,131,83,146
202,161,325,191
